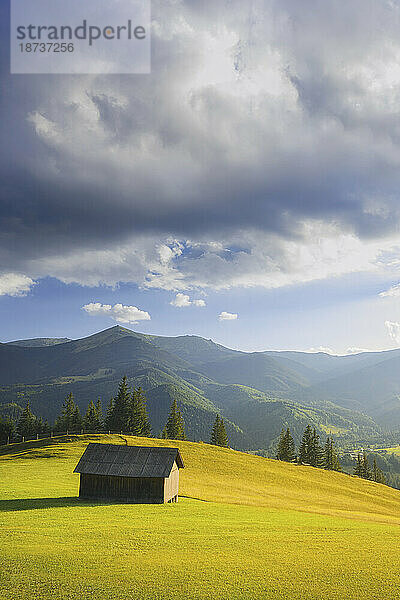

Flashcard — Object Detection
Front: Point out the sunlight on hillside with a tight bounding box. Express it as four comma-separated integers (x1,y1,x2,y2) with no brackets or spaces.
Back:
2,434,400,523
2,436,400,600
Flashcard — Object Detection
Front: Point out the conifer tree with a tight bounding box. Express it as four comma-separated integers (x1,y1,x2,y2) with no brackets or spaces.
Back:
72,406,83,431
298,425,313,464
83,400,102,431
323,437,341,471
276,427,295,462
323,437,333,469
104,398,114,431
353,453,363,477
298,425,323,467
163,398,185,440
362,451,372,480
128,387,151,436
211,414,221,445
310,428,324,467
16,401,37,437
372,458,386,484
55,392,79,432
107,376,131,431
353,451,372,479
0,415,15,444
211,414,229,447
372,456,378,482
96,399,103,429
35,416,50,435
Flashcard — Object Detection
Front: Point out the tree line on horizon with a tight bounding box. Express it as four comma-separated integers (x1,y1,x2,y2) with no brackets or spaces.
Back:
0,375,229,448
276,425,386,484
353,451,386,484
276,425,342,471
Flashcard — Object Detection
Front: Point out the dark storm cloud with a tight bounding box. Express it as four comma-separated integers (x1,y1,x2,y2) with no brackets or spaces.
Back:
2,0,400,287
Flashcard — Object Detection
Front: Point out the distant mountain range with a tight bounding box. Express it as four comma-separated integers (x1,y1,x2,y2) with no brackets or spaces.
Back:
1,326,400,450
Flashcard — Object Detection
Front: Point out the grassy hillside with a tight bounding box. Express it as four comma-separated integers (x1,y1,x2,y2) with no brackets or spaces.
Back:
1,435,400,599
382,445,400,455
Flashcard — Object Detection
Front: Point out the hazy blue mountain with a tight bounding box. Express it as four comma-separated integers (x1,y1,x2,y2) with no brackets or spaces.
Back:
307,355,400,425
197,353,309,395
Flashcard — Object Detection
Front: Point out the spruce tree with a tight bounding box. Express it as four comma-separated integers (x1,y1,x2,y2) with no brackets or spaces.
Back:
310,428,324,468
128,387,151,436
298,425,313,464
276,428,295,462
72,406,83,431
108,376,131,431
373,458,378,482
372,458,386,484
323,437,341,471
210,415,228,447
362,451,372,480
353,453,363,477
217,417,228,447
331,441,341,472
16,401,37,437
324,437,333,469
164,398,185,440
0,415,15,444
83,400,102,431
104,398,114,431
211,415,221,445
96,399,103,429
55,392,78,432
35,416,50,435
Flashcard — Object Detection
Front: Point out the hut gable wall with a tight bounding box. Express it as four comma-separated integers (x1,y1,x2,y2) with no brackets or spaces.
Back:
163,460,179,503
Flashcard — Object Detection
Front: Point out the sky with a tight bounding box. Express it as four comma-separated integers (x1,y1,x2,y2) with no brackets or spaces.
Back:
2,0,400,354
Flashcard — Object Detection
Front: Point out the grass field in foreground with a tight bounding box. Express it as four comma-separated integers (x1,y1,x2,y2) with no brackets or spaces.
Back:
1,434,400,600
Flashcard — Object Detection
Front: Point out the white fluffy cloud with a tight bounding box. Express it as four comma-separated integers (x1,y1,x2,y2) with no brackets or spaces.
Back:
193,299,206,307
170,293,206,307
82,302,150,324
170,293,191,308
379,284,400,298
219,311,238,321
23,222,400,294
0,273,35,297
385,321,400,344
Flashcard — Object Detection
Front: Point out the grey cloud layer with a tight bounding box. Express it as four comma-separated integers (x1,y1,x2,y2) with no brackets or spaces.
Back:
2,0,400,289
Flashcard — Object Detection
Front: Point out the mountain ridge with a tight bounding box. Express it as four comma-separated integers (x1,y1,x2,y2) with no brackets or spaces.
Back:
1,325,400,449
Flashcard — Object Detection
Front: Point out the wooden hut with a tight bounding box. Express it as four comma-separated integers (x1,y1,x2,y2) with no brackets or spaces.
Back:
74,443,184,503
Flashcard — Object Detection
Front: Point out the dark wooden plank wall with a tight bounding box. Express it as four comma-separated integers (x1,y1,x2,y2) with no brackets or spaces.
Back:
79,473,164,503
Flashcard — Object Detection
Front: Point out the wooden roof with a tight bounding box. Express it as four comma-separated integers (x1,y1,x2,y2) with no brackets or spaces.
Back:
73,443,184,478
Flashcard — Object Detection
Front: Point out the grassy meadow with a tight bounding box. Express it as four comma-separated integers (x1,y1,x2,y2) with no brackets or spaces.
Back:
1,434,400,599
380,445,400,456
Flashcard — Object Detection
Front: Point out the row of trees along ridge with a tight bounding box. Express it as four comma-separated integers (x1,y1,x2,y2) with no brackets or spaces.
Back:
354,451,386,484
0,376,229,448
276,425,342,471
277,425,386,484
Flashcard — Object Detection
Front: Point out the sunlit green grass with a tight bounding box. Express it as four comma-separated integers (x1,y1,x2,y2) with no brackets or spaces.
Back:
1,434,400,599
380,445,400,456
